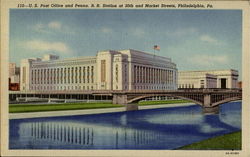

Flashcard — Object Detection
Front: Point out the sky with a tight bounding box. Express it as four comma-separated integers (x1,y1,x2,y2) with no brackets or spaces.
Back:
10,9,242,80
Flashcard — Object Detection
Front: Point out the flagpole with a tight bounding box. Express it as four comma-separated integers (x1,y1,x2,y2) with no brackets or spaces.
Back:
153,45,156,91
153,45,160,90
154,47,155,60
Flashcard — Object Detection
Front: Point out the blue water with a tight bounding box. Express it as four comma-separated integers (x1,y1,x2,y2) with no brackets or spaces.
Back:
9,102,241,149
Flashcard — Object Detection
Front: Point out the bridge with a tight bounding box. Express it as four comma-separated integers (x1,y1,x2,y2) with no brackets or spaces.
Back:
111,89,242,114
9,88,242,114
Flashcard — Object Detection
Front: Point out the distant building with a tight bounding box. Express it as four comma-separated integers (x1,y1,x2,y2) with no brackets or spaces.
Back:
237,81,242,88
178,70,239,89
9,63,20,90
9,78,20,91
178,72,217,88
9,63,16,76
20,49,177,91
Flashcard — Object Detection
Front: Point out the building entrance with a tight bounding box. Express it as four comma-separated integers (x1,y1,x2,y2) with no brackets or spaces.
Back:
221,78,227,89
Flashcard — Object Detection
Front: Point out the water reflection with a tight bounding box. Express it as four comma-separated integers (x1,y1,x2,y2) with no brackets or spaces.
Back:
18,121,164,149
10,102,241,149
19,122,94,148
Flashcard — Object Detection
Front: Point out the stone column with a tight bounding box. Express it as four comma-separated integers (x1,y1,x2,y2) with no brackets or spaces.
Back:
112,94,127,105
112,94,138,111
202,94,219,114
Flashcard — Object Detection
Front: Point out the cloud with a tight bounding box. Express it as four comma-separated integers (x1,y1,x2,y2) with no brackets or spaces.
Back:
32,21,74,34
24,40,71,54
166,27,198,37
188,54,229,67
200,34,226,46
48,21,62,30
200,35,217,43
132,28,145,37
101,27,113,33
33,23,49,33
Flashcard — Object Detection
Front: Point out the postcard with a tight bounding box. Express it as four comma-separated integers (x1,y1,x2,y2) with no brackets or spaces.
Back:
1,0,250,156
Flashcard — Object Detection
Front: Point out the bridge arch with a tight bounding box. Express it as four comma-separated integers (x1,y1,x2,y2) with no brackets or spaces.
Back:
212,96,242,107
127,94,203,106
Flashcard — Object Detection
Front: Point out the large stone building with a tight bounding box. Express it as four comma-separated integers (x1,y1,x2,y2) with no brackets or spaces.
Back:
20,49,177,91
178,70,239,89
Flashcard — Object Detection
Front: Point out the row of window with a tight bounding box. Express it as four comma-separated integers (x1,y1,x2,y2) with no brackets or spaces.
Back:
31,66,95,85
30,85,175,91
178,84,195,88
134,65,175,84
134,85,174,90
30,85,94,91
115,64,128,83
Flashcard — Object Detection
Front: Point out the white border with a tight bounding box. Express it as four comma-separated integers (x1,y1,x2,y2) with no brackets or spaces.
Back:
1,0,250,156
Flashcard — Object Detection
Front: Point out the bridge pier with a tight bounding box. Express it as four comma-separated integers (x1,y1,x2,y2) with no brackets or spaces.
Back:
202,106,219,114
126,104,139,111
203,94,219,114
113,94,127,105
113,94,138,111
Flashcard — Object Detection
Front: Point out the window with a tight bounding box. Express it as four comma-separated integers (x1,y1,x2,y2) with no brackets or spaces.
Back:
41,69,44,84
34,70,37,84
83,67,85,83
200,80,204,88
79,67,82,83
134,65,137,83
124,64,127,83
61,68,63,84
91,66,94,83
38,69,40,84
57,68,59,84
43,69,46,84
64,68,67,84
53,69,56,84
47,69,50,84
101,60,106,82
115,64,118,82
50,69,53,84
68,68,70,84
31,69,33,84
71,67,74,84
87,66,90,83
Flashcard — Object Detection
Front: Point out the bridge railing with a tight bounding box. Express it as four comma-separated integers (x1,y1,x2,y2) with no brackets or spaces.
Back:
9,88,242,94
177,88,242,92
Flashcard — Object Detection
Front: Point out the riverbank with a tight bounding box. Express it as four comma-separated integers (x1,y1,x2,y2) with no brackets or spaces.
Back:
9,102,195,119
178,131,241,150
9,102,123,113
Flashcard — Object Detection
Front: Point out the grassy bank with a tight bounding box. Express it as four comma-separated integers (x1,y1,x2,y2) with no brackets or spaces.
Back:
9,99,191,113
9,102,123,113
178,131,241,150
138,99,191,106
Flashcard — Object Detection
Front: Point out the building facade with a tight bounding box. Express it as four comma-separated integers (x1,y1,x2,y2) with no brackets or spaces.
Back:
9,63,20,83
20,49,177,91
178,70,239,89
9,63,20,90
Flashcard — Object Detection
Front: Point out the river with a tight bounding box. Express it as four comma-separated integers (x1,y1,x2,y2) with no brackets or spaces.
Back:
9,101,241,149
